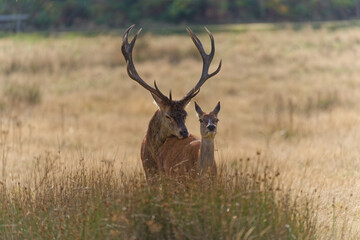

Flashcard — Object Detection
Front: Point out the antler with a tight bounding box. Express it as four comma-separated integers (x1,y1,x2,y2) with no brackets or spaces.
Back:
122,25,170,103
180,27,222,105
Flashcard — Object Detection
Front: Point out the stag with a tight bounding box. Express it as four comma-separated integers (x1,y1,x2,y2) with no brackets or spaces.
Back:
121,25,221,181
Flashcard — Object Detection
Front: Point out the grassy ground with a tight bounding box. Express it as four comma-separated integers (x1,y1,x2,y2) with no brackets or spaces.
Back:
0,154,316,239
0,22,359,238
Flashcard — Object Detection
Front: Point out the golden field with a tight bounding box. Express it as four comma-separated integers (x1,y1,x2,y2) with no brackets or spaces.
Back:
0,22,360,238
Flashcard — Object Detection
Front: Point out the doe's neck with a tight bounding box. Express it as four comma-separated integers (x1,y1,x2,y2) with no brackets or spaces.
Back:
200,137,215,171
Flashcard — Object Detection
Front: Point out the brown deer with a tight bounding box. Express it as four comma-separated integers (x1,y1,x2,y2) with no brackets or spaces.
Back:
121,25,221,181
156,101,220,177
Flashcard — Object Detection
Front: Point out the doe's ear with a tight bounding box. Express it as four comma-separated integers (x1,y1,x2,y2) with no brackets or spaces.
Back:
211,101,221,116
194,101,204,117
152,93,165,110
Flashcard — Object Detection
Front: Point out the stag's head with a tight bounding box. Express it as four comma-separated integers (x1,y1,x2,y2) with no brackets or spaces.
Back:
154,97,190,139
195,101,221,139
121,25,221,139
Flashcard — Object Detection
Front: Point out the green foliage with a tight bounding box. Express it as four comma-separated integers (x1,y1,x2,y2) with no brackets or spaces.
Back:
1,0,360,29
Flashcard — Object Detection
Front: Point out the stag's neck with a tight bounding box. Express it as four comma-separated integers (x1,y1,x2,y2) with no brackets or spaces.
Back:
146,110,170,157
199,137,215,171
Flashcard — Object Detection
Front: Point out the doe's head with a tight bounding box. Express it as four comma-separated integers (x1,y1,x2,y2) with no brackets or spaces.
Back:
195,101,220,139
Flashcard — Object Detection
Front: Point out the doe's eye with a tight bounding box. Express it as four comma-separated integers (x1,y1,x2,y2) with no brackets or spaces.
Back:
199,119,204,123
165,115,172,120
215,119,219,123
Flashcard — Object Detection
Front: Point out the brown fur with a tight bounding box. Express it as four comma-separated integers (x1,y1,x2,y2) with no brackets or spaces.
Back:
156,134,200,176
156,134,217,177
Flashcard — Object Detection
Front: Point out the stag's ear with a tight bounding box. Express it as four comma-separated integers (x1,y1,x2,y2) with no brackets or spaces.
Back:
194,101,204,117
152,93,166,110
211,101,220,116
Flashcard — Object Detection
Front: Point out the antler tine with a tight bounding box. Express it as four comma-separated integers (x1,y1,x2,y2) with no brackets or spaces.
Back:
121,25,170,103
180,27,222,104
204,27,215,59
153,81,170,102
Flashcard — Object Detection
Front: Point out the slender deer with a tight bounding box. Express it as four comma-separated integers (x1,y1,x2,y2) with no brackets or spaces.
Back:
156,102,221,176
121,25,221,181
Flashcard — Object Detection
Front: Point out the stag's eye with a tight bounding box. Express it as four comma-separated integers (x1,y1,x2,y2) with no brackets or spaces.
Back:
165,114,172,121
199,119,204,123
215,119,219,123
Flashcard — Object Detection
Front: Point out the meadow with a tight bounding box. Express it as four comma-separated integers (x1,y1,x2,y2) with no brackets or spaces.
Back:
0,22,360,239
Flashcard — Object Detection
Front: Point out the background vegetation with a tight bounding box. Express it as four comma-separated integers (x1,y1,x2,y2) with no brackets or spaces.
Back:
1,0,360,29
0,22,358,238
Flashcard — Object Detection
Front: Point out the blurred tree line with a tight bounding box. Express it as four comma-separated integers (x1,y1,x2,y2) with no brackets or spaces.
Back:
0,0,359,29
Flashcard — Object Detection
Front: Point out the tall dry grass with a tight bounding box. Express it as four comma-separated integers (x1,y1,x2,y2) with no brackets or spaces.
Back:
0,152,317,239
0,23,358,238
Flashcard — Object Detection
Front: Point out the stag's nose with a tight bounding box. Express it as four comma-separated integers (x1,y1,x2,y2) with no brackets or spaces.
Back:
207,125,216,131
180,129,189,138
